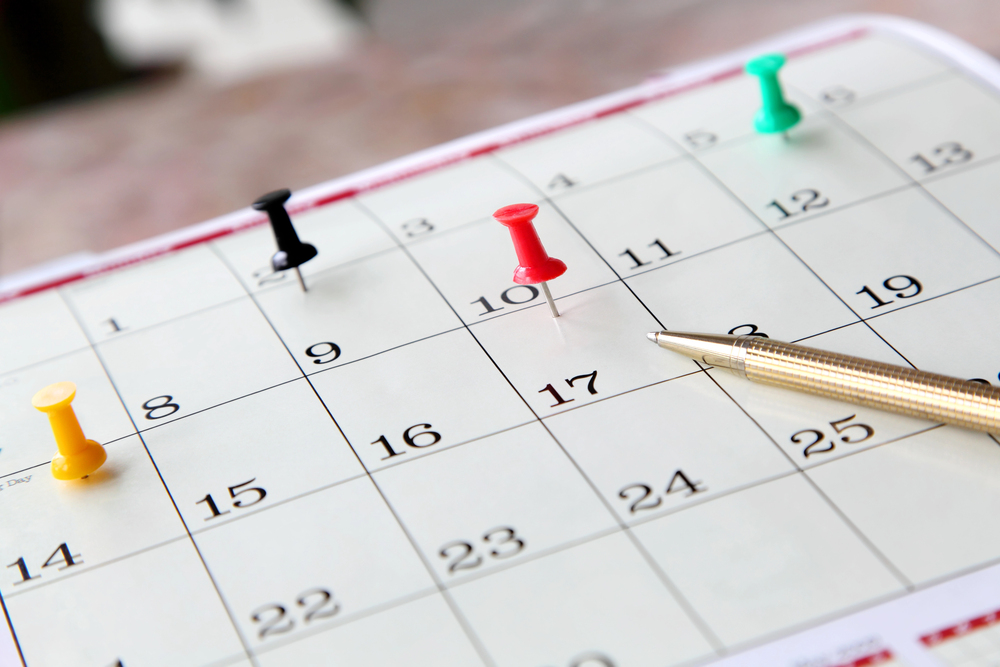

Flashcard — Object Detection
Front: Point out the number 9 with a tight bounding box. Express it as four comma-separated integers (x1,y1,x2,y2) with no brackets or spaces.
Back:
882,275,922,299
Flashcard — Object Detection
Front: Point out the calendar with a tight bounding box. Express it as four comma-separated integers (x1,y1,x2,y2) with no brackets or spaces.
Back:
3,14,1000,667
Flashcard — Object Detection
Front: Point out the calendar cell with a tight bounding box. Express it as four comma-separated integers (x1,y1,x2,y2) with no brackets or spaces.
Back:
450,531,716,666
62,245,247,342
782,35,949,107
96,297,301,427
0,348,134,478
140,379,365,530
256,594,484,666
5,540,246,667
212,199,397,293
698,115,908,228
545,371,794,524
552,158,763,277
471,281,693,416
357,156,540,244
629,73,815,153
707,322,929,468
866,278,1000,383
254,247,462,368
0,290,88,376
925,158,1000,254
309,329,534,472
0,435,185,597
809,427,1000,585
777,188,1000,316
495,113,680,193
194,477,435,649
841,75,1000,180
632,474,903,647
627,232,856,343
374,422,616,582
408,201,617,324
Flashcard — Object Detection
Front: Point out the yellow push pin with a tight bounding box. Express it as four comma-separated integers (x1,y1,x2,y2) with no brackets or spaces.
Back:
32,382,107,480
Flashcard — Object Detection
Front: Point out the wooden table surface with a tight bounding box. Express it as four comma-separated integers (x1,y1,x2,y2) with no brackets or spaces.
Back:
1,0,998,277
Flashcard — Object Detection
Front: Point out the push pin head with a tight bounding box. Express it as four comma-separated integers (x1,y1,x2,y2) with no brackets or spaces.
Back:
494,203,566,317
253,189,318,290
493,204,567,284
32,382,107,480
745,53,801,135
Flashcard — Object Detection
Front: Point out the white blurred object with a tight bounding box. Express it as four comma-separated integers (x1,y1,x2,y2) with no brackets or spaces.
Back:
94,0,363,81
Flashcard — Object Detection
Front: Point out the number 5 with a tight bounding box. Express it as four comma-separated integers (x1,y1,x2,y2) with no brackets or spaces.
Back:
230,479,267,507
829,415,874,444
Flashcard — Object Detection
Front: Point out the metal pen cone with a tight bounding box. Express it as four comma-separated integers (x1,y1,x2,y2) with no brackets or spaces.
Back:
646,331,741,370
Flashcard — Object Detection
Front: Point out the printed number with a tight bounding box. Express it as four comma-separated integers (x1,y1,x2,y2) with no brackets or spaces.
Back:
820,85,856,106
539,370,598,407
728,323,768,338
439,526,525,574
196,479,267,521
142,395,179,420
909,142,973,174
618,239,679,269
856,275,922,309
618,470,705,513
370,423,442,460
791,414,874,458
305,342,341,365
401,218,434,237
472,285,539,316
251,605,293,639
683,129,717,150
103,318,126,334
252,266,286,287
250,587,340,640
766,189,829,220
548,173,577,190
7,543,82,585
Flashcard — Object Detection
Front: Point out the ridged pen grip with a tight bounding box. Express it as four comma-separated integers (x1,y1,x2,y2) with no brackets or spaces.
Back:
735,337,1000,433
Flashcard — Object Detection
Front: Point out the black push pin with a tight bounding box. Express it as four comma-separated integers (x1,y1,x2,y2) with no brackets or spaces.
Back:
253,189,318,292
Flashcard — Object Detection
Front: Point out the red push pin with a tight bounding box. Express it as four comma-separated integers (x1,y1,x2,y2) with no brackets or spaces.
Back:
494,203,566,317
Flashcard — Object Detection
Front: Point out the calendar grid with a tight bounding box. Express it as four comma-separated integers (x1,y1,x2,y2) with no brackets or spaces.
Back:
619,117,923,586
208,242,501,667
700,365,918,590
628,112,920,367
54,292,262,666
7,25,1000,666
354,197,730,653
817,103,1000,261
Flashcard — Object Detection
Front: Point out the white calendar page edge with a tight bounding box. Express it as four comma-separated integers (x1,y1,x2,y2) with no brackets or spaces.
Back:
3,12,998,305
713,562,1000,667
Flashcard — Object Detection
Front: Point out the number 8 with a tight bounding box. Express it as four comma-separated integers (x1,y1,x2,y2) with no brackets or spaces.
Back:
142,395,180,420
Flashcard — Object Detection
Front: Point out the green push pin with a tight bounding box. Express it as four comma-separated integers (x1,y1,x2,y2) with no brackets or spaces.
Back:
745,54,801,135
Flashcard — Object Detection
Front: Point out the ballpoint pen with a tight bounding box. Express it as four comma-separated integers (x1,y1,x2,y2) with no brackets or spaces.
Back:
647,331,1000,434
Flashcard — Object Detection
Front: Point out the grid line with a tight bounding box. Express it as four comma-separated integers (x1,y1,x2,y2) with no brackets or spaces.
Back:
208,243,498,667
54,290,261,667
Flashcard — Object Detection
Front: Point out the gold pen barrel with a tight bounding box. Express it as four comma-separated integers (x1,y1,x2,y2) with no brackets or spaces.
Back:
734,337,1000,434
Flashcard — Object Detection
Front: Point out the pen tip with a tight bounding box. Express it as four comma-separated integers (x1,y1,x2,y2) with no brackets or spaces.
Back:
647,332,659,343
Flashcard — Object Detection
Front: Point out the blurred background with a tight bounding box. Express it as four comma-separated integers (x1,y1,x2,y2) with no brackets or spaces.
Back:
1,0,998,278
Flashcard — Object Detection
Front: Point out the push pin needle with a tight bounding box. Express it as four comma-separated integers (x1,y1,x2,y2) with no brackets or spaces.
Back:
494,203,567,318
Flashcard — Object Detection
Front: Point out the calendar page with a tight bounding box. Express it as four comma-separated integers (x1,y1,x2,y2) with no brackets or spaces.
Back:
3,14,1000,667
